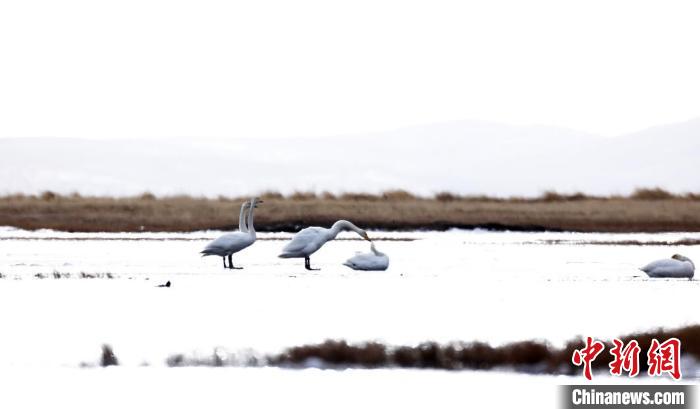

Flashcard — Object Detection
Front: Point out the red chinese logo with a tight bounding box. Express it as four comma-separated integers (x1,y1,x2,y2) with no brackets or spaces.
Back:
648,338,682,380
572,336,605,380
609,339,640,377
572,337,682,380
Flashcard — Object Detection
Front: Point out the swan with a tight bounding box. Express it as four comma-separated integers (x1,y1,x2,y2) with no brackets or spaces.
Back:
200,200,251,268
343,242,389,271
279,220,371,270
201,198,262,269
640,254,694,279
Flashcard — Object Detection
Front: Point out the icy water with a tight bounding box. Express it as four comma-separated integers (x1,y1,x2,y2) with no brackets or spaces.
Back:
1,227,698,367
2,227,698,408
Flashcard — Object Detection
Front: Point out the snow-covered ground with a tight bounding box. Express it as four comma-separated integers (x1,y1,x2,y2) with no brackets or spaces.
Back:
0,227,698,407
0,367,609,409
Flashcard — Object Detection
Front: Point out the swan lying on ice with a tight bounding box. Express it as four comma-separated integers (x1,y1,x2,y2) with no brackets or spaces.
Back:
343,242,389,271
640,254,694,279
279,220,371,270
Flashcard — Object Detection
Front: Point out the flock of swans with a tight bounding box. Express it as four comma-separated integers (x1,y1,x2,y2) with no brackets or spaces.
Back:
201,198,693,278
201,197,388,271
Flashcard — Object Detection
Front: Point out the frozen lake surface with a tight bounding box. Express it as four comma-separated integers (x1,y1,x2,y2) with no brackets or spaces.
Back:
0,227,698,407
1,227,698,365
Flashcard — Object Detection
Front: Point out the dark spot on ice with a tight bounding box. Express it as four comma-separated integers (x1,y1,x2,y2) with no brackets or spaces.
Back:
101,344,119,367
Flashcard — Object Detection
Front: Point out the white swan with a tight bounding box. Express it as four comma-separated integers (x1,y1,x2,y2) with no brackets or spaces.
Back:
640,254,694,279
343,242,389,271
201,198,262,269
279,220,371,270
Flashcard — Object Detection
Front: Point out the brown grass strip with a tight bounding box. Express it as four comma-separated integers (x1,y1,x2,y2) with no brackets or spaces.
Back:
270,325,700,373
528,239,700,246
164,325,700,376
1,188,700,233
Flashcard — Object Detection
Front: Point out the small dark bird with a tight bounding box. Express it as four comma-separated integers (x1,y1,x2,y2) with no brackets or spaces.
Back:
157,281,171,288
101,344,119,367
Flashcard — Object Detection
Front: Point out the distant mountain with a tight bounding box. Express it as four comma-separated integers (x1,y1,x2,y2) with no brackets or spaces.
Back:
0,119,698,197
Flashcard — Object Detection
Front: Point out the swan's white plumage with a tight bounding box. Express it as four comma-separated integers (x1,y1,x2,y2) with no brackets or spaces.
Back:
343,243,389,271
201,198,259,261
640,255,694,279
279,227,329,257
201,232,255,257
278,220,370,259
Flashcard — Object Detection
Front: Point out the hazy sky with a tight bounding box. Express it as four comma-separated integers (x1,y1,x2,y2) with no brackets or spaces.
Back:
1,0,699,139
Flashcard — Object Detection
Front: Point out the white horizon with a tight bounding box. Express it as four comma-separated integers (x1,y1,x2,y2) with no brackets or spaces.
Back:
0,115,697,143
1,117,698,197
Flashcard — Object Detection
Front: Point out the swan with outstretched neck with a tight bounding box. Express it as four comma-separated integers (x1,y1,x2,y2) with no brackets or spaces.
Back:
201,198,262,269
279,220,371,270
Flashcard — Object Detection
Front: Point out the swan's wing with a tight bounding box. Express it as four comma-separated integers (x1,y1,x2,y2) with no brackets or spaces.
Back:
203,232,250,253
343,254,370,270
343,253,389,271
369,255,389,270
346,253,373,264
227,233,255,253
281,227,325,254
640,259,678,273
641,259,693,277
203,234,236,251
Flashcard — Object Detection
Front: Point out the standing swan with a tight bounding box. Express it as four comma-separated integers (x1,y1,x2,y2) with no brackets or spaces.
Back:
201,198,262,269
343,242,389,271
279,220,371,270
640,254,695,279
201,200,250,268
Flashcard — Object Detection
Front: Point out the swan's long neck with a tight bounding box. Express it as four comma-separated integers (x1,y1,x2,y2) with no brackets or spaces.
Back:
370,243,385,257
239,204,248,232
246,201,256,238
327,220,362,240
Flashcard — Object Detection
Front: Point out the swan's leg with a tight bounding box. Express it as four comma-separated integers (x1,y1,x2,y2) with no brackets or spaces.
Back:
222,256,227,268
229,254,243,270
305,256,320,271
